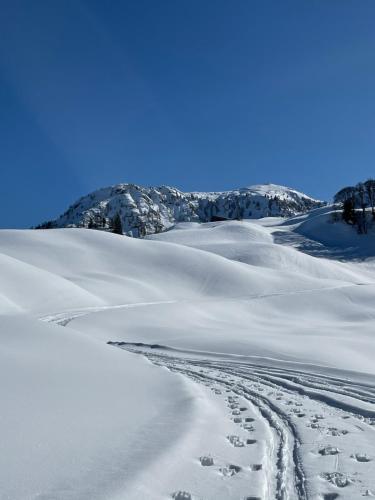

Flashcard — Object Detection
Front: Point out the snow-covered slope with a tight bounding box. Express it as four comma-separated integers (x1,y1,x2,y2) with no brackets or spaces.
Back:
1,209,375,499
0,227,347,316
269,204,375,260
37,183,324,237
0,315,198,500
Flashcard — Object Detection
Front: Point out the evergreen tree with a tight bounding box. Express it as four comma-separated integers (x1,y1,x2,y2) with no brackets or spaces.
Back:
342,199,356,225
356,182,368,234
364,179,375,218
334,186,356,205
111,213,123,235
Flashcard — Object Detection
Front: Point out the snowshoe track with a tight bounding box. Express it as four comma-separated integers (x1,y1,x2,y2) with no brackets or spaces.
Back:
112,343,375,500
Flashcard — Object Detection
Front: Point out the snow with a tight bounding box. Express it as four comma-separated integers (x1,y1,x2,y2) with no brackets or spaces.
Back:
293,206,375,259
238,183,321,203
1,207,375,499
40,182,324,237
0,315,201,500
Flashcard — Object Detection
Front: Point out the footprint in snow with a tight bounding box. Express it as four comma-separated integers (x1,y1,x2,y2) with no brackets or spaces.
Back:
199,455,214,466
351,453,372,462
172,492,192,500
291,408,306,417
220,464,242,477
319,446,341,456
320,472,352,488
326,427,348,436
243,423,255,432
308,422,322,429
227,435,245,447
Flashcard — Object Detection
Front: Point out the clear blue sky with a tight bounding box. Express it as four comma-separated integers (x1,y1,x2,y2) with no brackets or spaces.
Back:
1,0,375,228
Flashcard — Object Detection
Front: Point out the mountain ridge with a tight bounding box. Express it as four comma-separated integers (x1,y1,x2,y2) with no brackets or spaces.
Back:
37,182,325,237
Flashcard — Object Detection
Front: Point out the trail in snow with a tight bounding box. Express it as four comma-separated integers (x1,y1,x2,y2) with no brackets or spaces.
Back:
39,279,368,328
112,343,375,500
40,300,178,326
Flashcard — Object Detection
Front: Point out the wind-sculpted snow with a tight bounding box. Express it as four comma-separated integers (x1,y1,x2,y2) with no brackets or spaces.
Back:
1,210,375,499
273,205,375,260
37,182,324,237
147,219,375,282
0,316,199,500
1,225,365,316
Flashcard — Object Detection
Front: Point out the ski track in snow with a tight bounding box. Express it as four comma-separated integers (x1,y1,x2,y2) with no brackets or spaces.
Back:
39,277,366,328
39,300,178,326
41,297,375,500
111,343,375,500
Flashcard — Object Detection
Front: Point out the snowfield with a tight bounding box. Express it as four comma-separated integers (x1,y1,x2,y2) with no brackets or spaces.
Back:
1,206,375,499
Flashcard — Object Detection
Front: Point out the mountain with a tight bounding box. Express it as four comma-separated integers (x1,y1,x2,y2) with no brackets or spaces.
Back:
37,183,325,237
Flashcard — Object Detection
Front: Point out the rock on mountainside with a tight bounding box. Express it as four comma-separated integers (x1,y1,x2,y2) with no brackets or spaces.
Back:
38,183,325,237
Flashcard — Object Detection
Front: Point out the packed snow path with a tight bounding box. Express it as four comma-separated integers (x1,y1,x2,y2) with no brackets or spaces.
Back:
112,343,375,500
39,300,177,326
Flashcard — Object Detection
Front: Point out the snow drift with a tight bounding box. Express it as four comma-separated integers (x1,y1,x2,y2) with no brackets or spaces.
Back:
1,208,375,499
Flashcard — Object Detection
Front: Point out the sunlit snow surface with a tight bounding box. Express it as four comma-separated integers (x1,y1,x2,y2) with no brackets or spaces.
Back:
0,206,375,499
